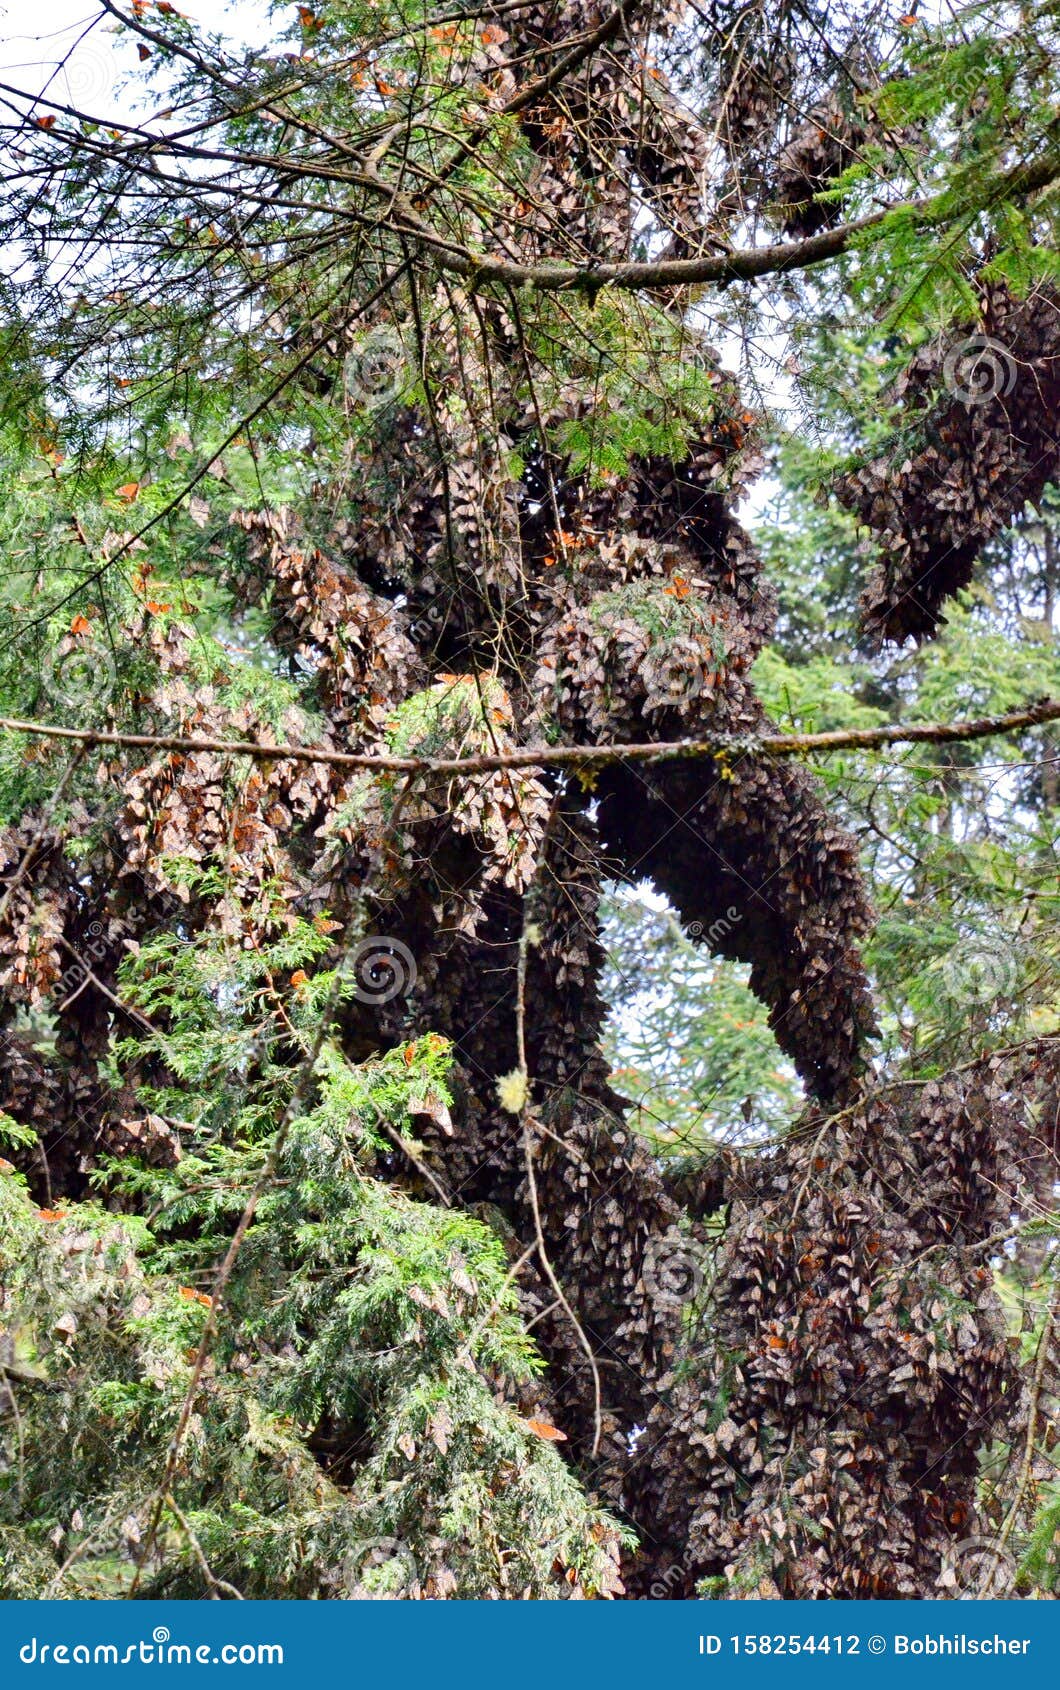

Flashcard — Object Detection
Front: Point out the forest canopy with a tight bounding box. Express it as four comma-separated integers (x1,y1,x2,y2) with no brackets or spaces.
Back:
0,0,1059,1601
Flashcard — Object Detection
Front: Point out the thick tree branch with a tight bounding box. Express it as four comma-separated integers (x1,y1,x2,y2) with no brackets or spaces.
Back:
2,696,1057,776
424,150,1060,291
17,75,1059,298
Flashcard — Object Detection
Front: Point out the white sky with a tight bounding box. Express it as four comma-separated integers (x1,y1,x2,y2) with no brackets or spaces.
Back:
0,1,278,116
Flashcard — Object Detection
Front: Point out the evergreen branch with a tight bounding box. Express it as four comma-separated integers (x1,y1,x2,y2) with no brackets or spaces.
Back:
129,773,422,1592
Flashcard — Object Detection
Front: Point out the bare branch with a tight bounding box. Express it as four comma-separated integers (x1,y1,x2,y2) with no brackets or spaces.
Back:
1,697,1057,778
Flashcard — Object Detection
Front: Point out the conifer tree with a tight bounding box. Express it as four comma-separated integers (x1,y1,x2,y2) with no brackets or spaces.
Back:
0,0,1058,1599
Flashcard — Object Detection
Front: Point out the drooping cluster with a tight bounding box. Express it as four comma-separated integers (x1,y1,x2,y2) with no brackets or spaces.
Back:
841,281,1060,644
626,1044,1060,1598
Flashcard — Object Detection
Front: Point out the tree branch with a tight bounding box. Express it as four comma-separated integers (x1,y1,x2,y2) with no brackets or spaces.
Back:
2,697,1057,777
17,60,1059,299
438,150,1060,292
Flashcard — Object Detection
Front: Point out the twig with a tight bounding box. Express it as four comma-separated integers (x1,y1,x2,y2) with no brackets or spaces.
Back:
54,935,159,1036
373,1108,454,1208
514,903,604,1456
987,1279,1060,1588
164,1491,245,1601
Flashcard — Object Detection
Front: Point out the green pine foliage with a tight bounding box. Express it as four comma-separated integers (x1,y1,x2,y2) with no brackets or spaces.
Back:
0,925,629,1599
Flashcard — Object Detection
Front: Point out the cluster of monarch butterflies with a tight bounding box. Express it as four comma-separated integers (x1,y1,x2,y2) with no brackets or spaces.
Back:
2,0,1058,1599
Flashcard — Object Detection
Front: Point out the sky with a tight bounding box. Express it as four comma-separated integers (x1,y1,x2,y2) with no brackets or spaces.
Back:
0,0,274,116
